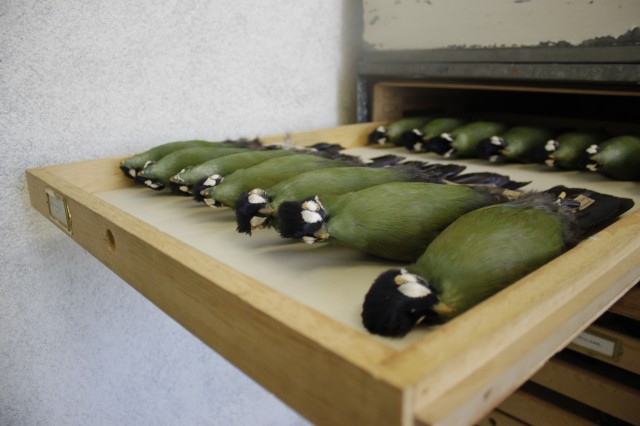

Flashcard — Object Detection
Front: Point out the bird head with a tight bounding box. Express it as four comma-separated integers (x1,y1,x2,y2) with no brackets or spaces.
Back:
475,136,505,162
277,196,329,243
400,129,426,152
368,125,389,145
137,162,165,190
235,189,275,235
168,167,194,195
544,139,560,167
362,269,451,337
424,133,455,157
584,144,602,172
193,174,225,204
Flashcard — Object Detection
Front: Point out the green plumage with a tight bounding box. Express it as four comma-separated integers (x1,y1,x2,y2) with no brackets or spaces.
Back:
428,121,507,158
138,146,253,189
403,118,467,152
120,139,251,178
477,126,555,163
171,148,296,193
545,131,606,170
281,182,508,261
411,199,569,319
361,187,634,336
203,154,355,208
586,135,640,181
368,117,432,145
235,166,449,234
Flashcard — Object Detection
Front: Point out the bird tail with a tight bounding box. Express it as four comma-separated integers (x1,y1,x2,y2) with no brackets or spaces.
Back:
543,185,635,234
446,172,531,190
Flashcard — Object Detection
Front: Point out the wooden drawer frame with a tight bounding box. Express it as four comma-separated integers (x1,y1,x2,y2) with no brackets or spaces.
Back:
26,119,640,425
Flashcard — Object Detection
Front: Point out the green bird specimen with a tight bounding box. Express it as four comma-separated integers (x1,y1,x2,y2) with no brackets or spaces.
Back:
368,117,432,146
200,153,402,208
173,142,346,196
137,146,259,190
585,135,640,181
425,121,507,158
476,126,555,163
277,182,516,262
119,139,260,179
401,118,468,152
544,131,607,170
234,163,475,235
361,186,634,337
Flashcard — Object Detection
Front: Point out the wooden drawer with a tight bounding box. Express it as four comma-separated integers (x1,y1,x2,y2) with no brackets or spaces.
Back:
26,118,640,425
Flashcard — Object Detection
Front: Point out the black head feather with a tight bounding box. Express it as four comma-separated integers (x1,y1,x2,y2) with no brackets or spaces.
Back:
277,196,328,241
400,129,426,152
192,175,224,202
423,135,454,156
362,269,441,337
235,189,273,235
368,125,388,145
475,137,505,161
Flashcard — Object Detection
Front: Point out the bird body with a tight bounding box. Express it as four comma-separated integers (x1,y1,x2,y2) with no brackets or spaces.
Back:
278,182,510,261
402,118,467,152
476,126,555,163
201,153,357,208
120,139,259,179
368,117,432,146
361,187,634,336
426,121,507,158
585,135,640,181
234,163,469,234
545,131,606,170
171,148,296,195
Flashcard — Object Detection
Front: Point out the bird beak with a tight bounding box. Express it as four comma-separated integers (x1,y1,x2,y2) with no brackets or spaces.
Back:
313,223,330,241
433,301,453,315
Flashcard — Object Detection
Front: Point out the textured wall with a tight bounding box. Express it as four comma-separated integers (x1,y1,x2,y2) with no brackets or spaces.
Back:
0,1,360,424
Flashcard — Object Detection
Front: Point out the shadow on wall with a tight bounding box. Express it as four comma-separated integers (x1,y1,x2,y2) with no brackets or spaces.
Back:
337,0,363,125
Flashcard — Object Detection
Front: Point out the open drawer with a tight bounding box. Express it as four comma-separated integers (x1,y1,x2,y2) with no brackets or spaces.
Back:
26,121,640,425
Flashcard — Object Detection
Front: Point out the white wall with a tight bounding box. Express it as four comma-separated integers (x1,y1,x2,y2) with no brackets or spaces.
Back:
0,1,360,424
363,0,640,50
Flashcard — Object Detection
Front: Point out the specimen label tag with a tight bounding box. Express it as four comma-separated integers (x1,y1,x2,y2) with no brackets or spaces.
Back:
45,188,72,234
570,329,620,361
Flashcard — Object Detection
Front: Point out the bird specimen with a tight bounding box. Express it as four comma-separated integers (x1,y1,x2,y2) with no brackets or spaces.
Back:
401,118,467,152
137,146,258,190
544,131,607,170
476,126,555,163
368,117,432,146
277,181,516,262
425,121,507,158
119,139,260,180
234,162,470,235
585,135,640,181
361,186,634,337
199,153,403,208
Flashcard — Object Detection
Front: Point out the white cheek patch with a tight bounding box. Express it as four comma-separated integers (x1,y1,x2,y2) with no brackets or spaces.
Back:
302,200,319,212
490,136,504,146
545,140,558,152
301,210,323,224
376,126,386,133
204,174,223,187
179,185,190,193
398,282,431,298
586,144,599,155
586,163,599,172
144,180,160,189
545,158,556,167
413,142,423,151
412,128,423,136
128,169,137,177
248,193,267,204
441,133,453,142
204,198,217,207
377,137,388,145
